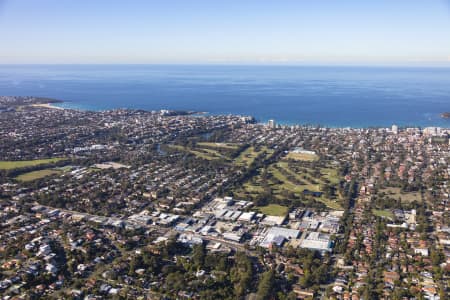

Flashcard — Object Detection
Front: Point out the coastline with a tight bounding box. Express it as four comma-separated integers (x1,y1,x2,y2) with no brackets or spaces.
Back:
1,65,449,128
20,97,449,129
31,103,65,110
44,101,450,129
38,102,450,129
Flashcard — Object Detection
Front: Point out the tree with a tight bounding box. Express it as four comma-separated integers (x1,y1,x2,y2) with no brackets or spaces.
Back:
299,269,312,288
165,271,185,291
256,270,275,300
192,243,206,269
231,252,253,298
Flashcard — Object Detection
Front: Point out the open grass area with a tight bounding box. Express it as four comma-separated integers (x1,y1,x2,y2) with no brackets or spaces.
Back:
0,158,66,170
269,165,319,193
243,181,265,193
234,147,259,166
168,145,224,161
380,187,421,203
15,169,62,182
197,142,239,150
372,209,394,219
186,149,221,161
276,162,340,186
316,198,343,210
257,204,289,216
236,158,344,210
321,168,340,184
199,148,227,158
234,146,273,167
286,152,319,161
275,162,320,188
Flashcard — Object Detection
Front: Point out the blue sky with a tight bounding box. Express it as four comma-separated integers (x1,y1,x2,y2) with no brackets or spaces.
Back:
0,0,450,65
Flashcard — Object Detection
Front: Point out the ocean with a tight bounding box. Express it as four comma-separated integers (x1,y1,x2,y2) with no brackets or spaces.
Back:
0,64,449,128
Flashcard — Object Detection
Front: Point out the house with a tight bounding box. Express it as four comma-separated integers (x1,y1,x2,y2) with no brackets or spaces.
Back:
45,263,58,274
414,247,429,256
292,285,315,299
383,271,399,285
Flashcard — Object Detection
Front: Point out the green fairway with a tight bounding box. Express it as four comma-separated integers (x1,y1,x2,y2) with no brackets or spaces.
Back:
189,149,222,161
197,142,239,150
234,147,259,166
236,159,344,210
0,158,66,170
15,169,62,182
257,204,289,216
269,165,319,192
286,152,319,161
275,162,319,187
234,146,273,167
168,145,224,161
321,168,340,184
243,181,264,193
199,148,229,159
315,198,343,210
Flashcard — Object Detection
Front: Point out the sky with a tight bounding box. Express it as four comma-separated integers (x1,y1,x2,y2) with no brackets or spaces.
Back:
0,0,450,65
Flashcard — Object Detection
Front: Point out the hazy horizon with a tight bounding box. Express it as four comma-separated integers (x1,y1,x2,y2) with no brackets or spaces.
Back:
1,63,450,68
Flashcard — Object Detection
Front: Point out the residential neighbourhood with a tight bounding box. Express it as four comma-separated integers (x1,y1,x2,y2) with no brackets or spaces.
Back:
0,98,448,299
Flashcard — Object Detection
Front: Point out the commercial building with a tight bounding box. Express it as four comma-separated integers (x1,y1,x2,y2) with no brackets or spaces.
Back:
300,232,332,252
260,226,300,248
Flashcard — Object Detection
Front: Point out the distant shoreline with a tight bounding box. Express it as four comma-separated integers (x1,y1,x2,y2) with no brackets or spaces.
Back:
31,103,65,110
37,101,450,129
2,92,449,129
1,65,450,128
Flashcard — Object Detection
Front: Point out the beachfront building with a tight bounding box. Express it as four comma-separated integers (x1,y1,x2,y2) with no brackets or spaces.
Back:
267,119,276,129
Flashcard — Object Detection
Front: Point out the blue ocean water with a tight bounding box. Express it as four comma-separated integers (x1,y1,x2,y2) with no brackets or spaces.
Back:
0,64,449,128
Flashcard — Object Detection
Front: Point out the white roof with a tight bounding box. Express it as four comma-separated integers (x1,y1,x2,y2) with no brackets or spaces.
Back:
260,226,300,248
300,232,332,251
261,215,286,225
238,211,255,222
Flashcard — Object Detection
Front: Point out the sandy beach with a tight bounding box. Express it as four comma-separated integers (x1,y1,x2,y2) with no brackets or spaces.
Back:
31,103,65,110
